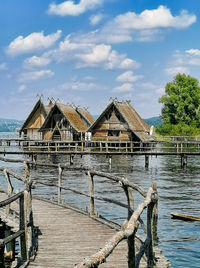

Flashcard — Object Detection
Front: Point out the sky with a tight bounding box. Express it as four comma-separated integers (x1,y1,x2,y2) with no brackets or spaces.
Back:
0,0,200,120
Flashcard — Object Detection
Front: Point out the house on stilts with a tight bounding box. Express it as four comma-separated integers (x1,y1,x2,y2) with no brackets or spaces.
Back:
19,99,53,140
39,103,94,141
88,99,154,142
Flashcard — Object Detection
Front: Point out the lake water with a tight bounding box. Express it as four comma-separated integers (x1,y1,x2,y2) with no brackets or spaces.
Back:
0,134,200,267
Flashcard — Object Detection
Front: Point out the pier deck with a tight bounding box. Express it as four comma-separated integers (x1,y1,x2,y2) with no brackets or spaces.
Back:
0,193,169,268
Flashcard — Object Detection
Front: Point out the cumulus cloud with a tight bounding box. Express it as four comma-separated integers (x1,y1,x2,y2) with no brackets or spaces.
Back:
90,13,104,25
44,36,139,70
185,49,200,56
113,83,134,93
48,0,103,16
116,71,142,83
165,66,189,76
114,6,196,30
75,6,196,44
7,30,62,56
18,69,54,83
24,55,51,68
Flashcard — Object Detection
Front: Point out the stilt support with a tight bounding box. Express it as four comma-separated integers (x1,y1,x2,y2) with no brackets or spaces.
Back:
145,155,149,168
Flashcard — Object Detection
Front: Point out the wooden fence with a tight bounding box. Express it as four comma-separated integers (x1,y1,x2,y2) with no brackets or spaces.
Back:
0,163,36,267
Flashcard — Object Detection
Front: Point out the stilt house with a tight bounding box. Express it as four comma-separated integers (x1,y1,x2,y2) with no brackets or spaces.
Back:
88,100,154,142
39,103,94,141
19,99,53,140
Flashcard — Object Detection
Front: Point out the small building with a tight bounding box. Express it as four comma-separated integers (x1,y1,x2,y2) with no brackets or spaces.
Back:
88,100,153,142
39,103,94,141
19,99,53,140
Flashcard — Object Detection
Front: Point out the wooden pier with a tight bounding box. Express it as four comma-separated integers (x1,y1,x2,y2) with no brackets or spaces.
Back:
0,159,170,268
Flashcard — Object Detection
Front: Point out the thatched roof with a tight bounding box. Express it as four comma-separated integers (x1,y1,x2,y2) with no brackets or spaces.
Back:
88,100,153,142
20,99,50,132
40,103,88,132
76,107,95,126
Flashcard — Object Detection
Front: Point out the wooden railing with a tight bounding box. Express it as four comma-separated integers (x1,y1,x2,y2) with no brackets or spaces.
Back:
0,163,36,267
0,157,159,267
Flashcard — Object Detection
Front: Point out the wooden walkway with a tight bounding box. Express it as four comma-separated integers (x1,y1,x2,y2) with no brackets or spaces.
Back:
29,198,169,268
29,198,127,268
0,193,170,268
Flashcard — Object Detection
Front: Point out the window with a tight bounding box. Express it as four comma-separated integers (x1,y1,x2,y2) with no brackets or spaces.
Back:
108,130,120,137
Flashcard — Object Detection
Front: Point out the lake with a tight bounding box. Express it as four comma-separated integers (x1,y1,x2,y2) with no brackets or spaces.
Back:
0,133,200,267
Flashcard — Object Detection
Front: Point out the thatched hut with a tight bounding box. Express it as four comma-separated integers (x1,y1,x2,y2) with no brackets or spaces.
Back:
19,99,53,140
88,100,153,142
39,103,94,141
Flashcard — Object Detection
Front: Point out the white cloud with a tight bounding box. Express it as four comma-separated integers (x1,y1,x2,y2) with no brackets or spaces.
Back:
0,63,7,71
18,84,26,93
18,69,54,83
165,48,200,77
61,80,97,91
165,66,189,76
47,36,139,70
24,55,51,68
115,6,196,30
186,49,200,56
7,30,62,56
90,13,104,25
75,6,196,44
48,0,103,16
113,83,134,93
75,43,138,69
116,71,142,83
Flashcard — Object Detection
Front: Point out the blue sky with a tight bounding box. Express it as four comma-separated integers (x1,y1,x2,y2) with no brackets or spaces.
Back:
0,0,199,119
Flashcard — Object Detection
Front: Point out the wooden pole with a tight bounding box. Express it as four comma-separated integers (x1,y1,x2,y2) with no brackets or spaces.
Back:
19,194,27,261
4,169,13,215
151,182,158,242
145,155,149,168
147,202,154,268
88,171,95,216
0,224,5,268
58,164,63,205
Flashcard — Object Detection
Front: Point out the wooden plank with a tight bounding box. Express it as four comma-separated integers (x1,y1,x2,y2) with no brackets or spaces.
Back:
171,212,200,221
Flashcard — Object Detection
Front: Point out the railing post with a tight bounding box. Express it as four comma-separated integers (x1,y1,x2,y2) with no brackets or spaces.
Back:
4,169,13,215
0,223,5,267
128,224,138,268
147,202,154,268
58,164,63,205
122,184,135,268
88,171,95,216
24,161,34,259
152,182,158,242
19,194,27,262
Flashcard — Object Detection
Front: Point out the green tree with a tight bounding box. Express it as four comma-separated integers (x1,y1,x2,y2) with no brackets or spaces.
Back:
159,74,200,127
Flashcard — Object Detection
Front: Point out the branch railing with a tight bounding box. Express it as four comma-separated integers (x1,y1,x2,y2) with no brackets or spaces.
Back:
0,157,158,267
0,163,35,267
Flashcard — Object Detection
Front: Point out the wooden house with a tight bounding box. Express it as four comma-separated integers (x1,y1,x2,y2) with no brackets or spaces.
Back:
19,99,53,140
88,100,154,142
39,103,94,141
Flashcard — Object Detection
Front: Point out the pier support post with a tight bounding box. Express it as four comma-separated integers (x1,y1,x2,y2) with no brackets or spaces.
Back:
58,164,63,205
70,154,74,165
181,154,187,168
145,155,149,168
0,223,5,268
88,171,95,216
108,155,112,167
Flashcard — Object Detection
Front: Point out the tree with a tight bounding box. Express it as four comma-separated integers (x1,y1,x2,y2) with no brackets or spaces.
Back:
159,74,200,127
